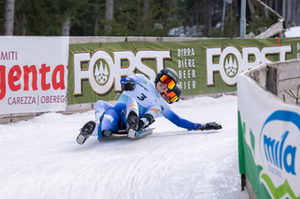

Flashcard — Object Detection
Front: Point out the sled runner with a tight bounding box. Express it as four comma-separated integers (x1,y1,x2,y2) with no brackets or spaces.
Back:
76,120,154,145
97,128,154,142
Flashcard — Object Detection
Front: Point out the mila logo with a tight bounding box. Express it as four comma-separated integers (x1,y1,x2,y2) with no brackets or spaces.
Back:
264,130,296,175
260,110,300,176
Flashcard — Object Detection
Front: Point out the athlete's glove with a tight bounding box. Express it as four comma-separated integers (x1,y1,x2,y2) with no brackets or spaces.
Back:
123,80,136,91
192,122,222,131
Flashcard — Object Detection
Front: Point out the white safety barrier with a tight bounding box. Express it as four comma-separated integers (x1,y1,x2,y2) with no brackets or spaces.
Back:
238,59,300,199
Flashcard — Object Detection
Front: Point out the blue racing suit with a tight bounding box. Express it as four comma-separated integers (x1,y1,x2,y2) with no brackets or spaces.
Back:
92,74,202,140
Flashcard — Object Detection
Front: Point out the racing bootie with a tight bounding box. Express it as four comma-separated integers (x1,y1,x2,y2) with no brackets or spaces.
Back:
76,121,96,145
127,111,139,138
98,130,113,142
138,114,155,131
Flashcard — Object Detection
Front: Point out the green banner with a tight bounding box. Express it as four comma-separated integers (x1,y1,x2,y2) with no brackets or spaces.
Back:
68,38,300,104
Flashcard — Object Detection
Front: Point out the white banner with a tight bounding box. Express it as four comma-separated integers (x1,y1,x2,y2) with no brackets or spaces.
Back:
238,74,300,198
0,36,69,115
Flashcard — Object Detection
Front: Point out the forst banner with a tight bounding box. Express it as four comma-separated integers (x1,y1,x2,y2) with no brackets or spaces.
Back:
0,36,69,115
238,74,300,199
68,38,300,104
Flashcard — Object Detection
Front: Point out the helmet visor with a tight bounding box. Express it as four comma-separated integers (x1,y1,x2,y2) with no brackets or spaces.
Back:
165,90,179,103
160,75,176,90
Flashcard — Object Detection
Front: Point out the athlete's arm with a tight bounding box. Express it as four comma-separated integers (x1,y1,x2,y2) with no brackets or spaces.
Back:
120,74,141,86
161,106,202,130
161,105,222,131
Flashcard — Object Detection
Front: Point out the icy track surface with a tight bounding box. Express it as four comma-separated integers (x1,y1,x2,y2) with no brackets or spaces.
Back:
0,95,249,199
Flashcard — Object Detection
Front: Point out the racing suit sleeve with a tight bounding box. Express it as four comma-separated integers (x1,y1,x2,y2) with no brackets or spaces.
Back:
161,106,202,130
115,74,144,118
120,74,140,86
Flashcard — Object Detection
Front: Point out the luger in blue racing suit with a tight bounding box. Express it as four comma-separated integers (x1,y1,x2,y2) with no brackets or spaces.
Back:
91,74,207,140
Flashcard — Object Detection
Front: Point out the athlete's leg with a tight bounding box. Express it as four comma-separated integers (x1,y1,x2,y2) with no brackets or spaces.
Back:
94,100,113,124
97,108,120,141
91,100,114,137
76,100,113,145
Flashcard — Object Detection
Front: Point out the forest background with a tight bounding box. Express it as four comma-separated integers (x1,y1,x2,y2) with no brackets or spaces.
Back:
1,0,300,38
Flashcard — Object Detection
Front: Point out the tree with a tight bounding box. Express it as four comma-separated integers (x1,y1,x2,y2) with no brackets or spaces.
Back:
105,0,114,33
143,0,150,29
94,0,100,35
3,0,15,35
9,0,89,36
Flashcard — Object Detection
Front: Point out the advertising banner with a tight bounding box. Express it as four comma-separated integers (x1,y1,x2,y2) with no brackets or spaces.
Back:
238,74,300,199
68,38,300,105
0,36,69,115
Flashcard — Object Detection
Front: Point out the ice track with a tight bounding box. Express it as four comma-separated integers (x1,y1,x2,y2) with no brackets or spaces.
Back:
0,95,249,199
